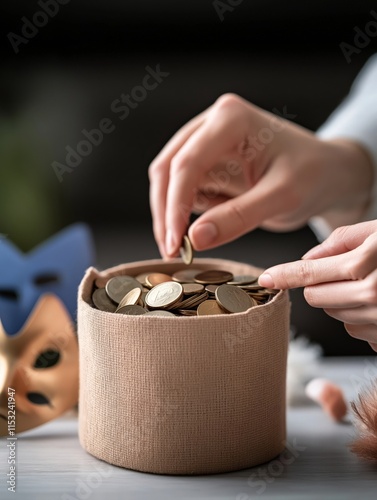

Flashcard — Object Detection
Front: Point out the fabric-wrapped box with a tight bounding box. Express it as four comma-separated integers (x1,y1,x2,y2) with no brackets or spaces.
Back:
77,258,290,475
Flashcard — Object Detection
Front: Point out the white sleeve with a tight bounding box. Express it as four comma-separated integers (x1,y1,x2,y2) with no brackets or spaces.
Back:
309,54,377,241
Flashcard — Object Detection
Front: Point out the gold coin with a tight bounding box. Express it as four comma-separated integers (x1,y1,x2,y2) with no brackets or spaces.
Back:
145,272,173,288
106,275,143,304
92,288,117,312
227,275,259,286
115,287,142,311
194,270,233,285
197,300,227,316
180,235,193,265
215,284,253,313
145,281,183,309
172,268,202,283
182,283,205,295
144,310,176,317
116,304,147,315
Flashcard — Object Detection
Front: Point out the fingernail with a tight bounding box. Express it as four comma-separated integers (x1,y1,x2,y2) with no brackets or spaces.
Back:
165,229,178,256
192,222,218,249
258,273,275,289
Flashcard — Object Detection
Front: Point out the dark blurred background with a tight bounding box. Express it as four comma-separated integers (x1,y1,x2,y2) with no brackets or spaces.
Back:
1,1,376,355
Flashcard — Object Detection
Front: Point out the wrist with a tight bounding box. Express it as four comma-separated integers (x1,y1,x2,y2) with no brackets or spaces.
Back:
316,138,374,230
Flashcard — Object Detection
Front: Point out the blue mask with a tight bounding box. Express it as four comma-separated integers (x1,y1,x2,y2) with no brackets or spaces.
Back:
0,224,95,335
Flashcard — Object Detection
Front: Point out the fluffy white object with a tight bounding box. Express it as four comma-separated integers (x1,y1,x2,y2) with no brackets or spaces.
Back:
287,335,322,406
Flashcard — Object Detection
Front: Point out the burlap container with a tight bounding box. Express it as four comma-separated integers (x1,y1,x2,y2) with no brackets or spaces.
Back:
78,258,290,475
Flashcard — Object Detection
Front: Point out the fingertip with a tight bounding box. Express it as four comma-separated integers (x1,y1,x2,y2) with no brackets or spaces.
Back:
258,273,275,289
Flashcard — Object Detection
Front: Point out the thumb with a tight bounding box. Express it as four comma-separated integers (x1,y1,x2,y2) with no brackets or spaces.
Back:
189,174,288,250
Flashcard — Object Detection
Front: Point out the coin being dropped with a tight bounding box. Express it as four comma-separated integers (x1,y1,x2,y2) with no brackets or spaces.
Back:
144,310,176,317
106,275,143,304
194,270,233,285
145,273,172,288
145,281,183,309
197,300,227,316
215,284,253,313
115,287,142,311
172,268,202,283
92,288,117,313
116,305,147,315
180,235,193,265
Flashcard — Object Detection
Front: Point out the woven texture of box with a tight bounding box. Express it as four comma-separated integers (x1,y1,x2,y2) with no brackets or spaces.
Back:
78,258,290,475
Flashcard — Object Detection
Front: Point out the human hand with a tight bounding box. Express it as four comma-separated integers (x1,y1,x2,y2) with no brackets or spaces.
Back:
258,220,377,352
149,93,372,258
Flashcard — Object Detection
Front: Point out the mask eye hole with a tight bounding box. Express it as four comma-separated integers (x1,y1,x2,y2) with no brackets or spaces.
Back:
27,392,50,406
33,273,60,286
34,350,60,369
0,289,18,300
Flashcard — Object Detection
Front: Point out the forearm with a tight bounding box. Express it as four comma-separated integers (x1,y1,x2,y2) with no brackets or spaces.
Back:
312,55,377,240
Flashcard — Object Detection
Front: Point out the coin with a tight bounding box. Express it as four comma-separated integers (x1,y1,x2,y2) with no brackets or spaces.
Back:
172,291,208,310
205,284,218,295
239,283,265,291
115,287,142,311
144,310,176,317
194,270,233,285
91,266,278,315
197,300,227,316
172,268,202,283
116,305,147,315
135,272,150,286
106,275,143,304
227,275,259,286
180,235,193,265
92,288,117,312
177,309,197,316
145,273,172,288
145,281,183,309
182,283,205,295
215,284,253,313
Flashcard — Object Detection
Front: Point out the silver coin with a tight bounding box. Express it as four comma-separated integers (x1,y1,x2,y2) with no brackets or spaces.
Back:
106,275,143,304
115,287,142,312
145,281,183,309
180,235,194,265
92,288,117,312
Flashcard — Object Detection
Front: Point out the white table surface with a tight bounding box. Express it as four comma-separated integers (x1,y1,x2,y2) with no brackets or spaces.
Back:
1,357,377,500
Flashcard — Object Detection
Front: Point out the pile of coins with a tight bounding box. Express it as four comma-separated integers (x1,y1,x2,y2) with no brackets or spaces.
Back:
91,235,278,316
91,268,278,317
